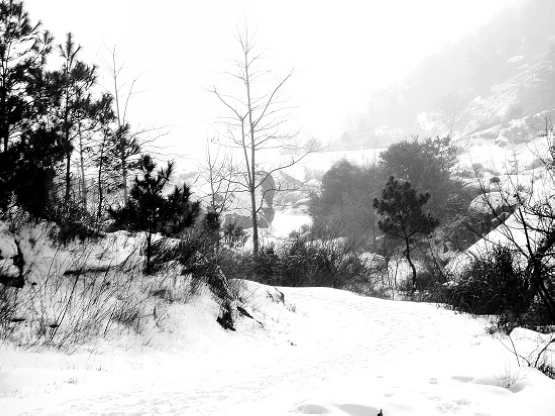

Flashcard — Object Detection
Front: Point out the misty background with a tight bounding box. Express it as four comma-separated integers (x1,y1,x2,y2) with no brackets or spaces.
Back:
24,0,531,161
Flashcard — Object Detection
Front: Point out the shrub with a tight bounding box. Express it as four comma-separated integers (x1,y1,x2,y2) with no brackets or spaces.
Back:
216,224,387,296
223,223,247,248
0,286,17,339
109,155,199,274
379,136,465,220
444,247,532,325
308,160,383,251
46,198,102,244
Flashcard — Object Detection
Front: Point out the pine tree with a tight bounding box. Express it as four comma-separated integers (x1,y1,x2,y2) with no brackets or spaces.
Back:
379,136,461,219
109,154,199,274
110,123,141,205
373,176,439,291
0,0,53,153
0,1,64,216
51,32,97,202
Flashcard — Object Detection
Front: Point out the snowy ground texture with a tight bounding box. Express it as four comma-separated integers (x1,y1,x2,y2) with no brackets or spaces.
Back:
1,281,554,415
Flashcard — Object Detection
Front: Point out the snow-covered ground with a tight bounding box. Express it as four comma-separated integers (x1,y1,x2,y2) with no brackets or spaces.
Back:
1,281,554,415
266,209,312,239
2,127,555,415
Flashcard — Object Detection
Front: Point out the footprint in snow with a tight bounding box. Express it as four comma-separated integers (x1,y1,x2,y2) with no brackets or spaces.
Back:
452,375,474,383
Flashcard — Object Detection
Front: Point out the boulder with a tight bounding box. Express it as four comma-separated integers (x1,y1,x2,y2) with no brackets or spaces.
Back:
0,225,24,288
223,207,275,229
468,191,518,220
222,171,276,230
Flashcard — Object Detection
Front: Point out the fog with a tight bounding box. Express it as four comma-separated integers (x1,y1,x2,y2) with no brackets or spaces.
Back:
25,0,519,160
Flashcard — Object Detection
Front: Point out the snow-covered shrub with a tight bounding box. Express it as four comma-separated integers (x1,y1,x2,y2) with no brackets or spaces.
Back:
0,216,245,347
504,327,555,380
46,197,102,245
0,285,18,338
444,246,532,325
220,229,388,296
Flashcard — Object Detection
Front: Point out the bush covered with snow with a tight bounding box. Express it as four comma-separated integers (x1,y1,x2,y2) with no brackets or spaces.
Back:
443,247,531,320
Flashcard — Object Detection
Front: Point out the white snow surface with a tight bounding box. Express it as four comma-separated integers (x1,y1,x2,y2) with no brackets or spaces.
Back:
1,281,554,415
2,132,555,415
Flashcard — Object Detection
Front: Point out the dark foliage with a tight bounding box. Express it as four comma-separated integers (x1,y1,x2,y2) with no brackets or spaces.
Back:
445,247,531,320
109,154,199,273
379,136,467,219
0,125,65,217
216,224,387,297
308,159,384,250
374,176,439,291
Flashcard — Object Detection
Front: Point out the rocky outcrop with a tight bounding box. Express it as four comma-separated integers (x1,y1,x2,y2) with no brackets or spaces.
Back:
468,191,518,223
0,225,24,288
222,171,276,230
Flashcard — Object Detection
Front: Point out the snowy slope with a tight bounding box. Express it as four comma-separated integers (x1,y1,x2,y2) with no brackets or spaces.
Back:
1,281,554,415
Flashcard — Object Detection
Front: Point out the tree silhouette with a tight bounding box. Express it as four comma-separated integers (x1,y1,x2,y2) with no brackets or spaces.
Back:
0,0,53,153
309,159,383,250
51,32,97,202
379,136,463,219
0,1,64,215
373,176,439,291
109,154,199,274
208,26,315,255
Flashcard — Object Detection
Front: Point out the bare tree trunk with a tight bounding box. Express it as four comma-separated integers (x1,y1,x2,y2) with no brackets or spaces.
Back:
0,72,8,152
208,26,314,257
250,182,259,255
78,124,87,210
122,153,128,204
65,148,71,202
97,131,107,221
404,235,417,292
146,229,152,275
244,37,259,255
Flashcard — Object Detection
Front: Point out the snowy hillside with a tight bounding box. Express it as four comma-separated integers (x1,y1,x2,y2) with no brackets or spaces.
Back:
2,281,554,415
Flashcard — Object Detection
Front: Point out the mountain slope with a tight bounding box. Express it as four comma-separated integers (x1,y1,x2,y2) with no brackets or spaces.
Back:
343,0,555,149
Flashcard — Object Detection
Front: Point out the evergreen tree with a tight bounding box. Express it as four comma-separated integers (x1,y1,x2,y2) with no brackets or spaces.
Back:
373,176,439,291
379,136,463,219
110,122,141,205
10,125,64,216
309,159,383,249
51,32,97,202
90,93,116,220
0,1,66,216
0,0,53,153
109,154,199,274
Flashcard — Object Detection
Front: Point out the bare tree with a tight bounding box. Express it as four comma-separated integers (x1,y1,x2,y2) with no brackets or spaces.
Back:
99,45,171,206
432,92,466,138
469,115,555,323
198,138,238,216
208,26,316,255
98,45,143,206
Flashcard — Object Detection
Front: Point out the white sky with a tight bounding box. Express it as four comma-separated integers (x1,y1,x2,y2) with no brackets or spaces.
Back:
25,0,519,160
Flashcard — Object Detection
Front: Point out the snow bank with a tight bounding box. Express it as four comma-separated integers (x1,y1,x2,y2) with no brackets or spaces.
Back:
2,281,554,415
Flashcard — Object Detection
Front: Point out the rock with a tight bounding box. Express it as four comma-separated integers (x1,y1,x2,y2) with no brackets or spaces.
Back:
223,207,275,229
468,192,518,220
525,157,544,171
492,211,511,227
359,252,387,270
0,225,25,288
494,136,508,147
216,305,236,331
222,171,276,230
